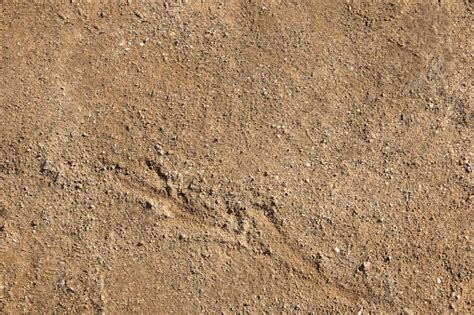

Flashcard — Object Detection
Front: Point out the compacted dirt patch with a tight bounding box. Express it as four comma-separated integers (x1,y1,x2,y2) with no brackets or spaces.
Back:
1,1,472,313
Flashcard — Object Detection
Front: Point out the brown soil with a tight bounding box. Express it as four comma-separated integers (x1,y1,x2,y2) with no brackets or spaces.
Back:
1,1,473,313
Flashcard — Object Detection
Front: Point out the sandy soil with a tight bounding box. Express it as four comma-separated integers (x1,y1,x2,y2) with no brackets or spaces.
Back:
1,1,473,313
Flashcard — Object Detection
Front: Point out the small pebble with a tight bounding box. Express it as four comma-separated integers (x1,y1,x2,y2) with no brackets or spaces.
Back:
358,261,371,272
144,201,154,210
464,163,471,173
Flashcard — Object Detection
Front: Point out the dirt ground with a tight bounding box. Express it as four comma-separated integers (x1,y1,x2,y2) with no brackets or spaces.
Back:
0,0,472,313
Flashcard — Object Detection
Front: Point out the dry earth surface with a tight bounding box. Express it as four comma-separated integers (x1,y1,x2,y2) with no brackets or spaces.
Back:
1,0,473,313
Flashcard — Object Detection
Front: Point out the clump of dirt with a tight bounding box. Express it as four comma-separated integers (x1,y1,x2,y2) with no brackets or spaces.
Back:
1,1,472,313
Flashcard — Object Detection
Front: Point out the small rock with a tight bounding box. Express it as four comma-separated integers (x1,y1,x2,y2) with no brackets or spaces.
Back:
334,247,340,254
358,261,371,272
436,277,442,284
134,10,145,19
144,201,154,210
158,207,173,219
66,284,75,293
464,163,471,173
263,247,272,256
178,232,187,240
